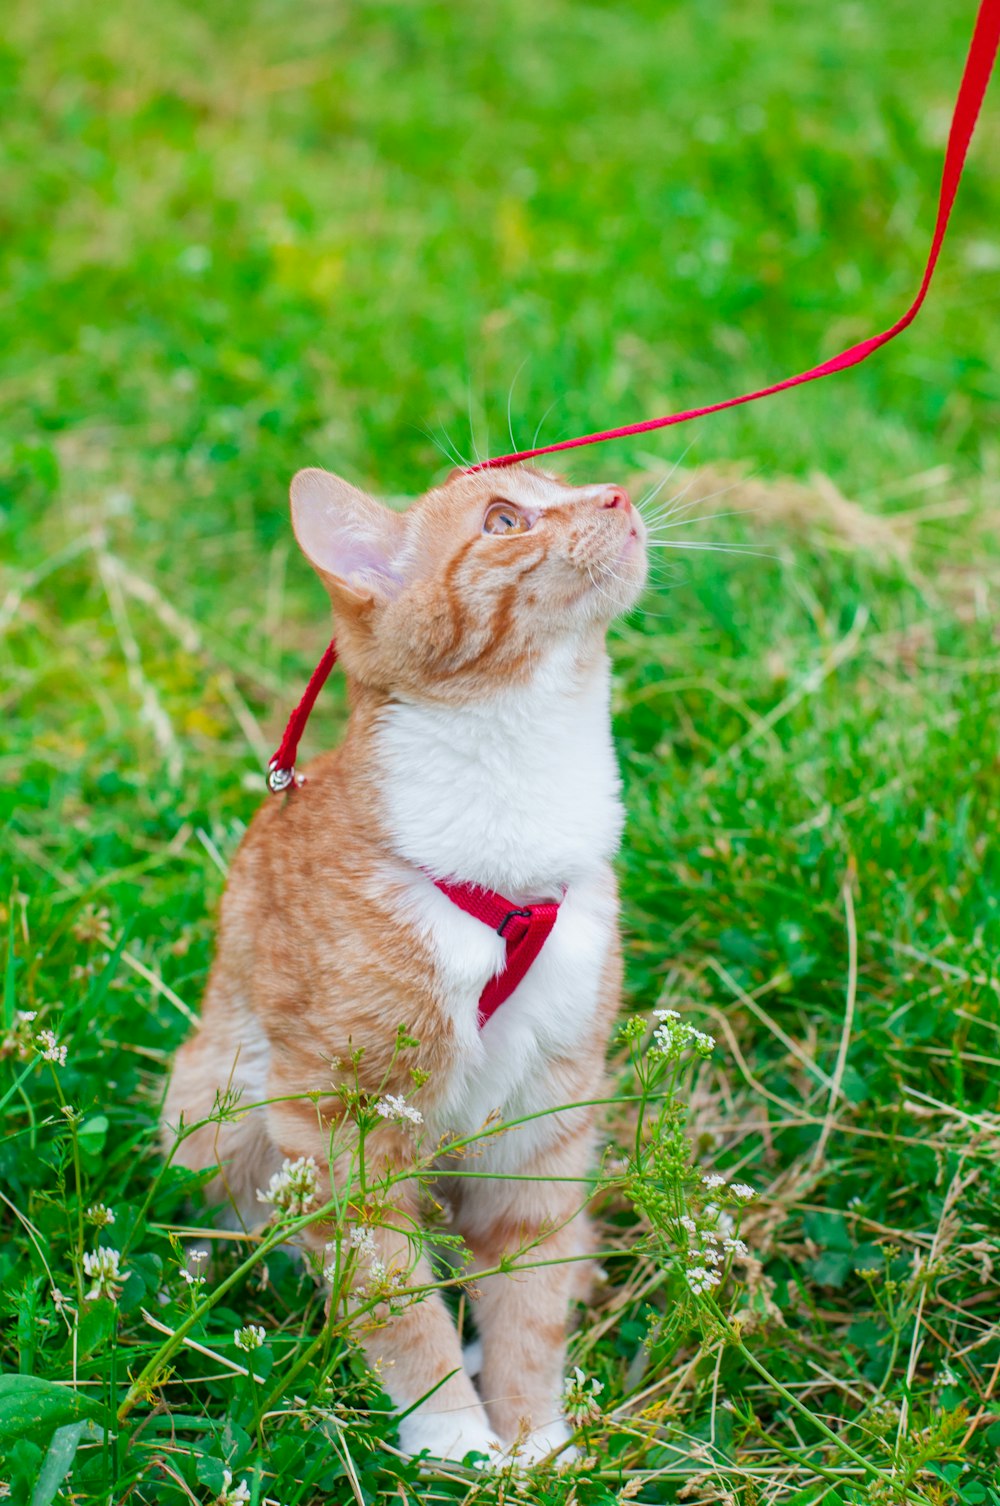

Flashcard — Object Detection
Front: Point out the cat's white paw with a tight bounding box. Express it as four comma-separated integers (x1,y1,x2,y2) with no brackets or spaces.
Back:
398,1407,501,1465
505,1418,578,1467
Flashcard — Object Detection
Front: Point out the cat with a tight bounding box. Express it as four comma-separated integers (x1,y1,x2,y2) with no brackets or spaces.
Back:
163,461,647,1464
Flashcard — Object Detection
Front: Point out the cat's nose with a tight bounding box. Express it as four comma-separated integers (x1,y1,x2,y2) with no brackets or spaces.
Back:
600,486,631,511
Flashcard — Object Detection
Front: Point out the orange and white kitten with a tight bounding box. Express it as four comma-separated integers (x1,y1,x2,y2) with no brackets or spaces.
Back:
164,462,647,1464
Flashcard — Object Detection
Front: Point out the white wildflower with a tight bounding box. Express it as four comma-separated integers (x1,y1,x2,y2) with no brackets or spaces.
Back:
723,1236,749,1258
563,1365,604,1425
374,1093,423,1126
679,1215,698,1235
650,1012,715,1062
699,1245,723,1266
350,1225,378,1259
36,1028,68,1066
213,1471,251,1506
86,1203,116,1228
730,1183,756,1202
234,1324,266,1351
686,1266,721,1295
256,1155,319,1218
179,1267,206,1289
82,1246,124,1301
702,1173,726,1190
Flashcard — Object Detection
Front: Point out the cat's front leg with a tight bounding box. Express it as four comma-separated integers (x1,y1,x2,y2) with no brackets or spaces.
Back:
267,1099,500,1465
460,1114,597,1461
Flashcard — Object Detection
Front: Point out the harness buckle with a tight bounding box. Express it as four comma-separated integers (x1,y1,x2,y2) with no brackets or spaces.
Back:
497,907,532,937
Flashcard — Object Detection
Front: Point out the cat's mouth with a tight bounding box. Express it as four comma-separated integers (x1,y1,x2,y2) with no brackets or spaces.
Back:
616,518,646,564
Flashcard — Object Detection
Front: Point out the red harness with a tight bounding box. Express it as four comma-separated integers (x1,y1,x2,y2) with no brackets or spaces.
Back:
434,878,561,1028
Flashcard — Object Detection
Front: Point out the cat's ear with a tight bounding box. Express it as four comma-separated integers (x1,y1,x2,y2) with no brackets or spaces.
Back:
290,468,403,605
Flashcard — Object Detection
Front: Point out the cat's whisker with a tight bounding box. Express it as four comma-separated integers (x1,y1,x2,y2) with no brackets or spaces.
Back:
531,396,564,453
416,424,468,471
644,507,758,538
636,438,699,512
646,540,777,559
506,357,530,456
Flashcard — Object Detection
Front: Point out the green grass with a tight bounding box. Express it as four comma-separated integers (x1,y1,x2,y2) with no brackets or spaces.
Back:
2,0,1000,1501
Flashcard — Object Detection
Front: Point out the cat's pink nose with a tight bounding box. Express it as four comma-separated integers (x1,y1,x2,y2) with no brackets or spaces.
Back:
601,486,631,511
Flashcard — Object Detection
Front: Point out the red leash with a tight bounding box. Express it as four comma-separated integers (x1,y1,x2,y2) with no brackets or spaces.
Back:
472,0,1000,471
268,0,998,788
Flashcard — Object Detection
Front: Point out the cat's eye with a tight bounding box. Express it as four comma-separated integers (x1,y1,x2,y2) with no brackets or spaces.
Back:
483,500,530,536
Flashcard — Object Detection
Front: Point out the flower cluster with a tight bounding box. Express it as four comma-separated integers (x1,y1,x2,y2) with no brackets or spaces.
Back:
86,1203,116,1228
563,1366,604,1426
234,1324,266,1352
650,1009,715,1063
36,1028,68,1066
374,1093,423,1126
326,1224,413,1309
257,1156,319,1218
83,1246,124,1302
702,1173,756,1203
177,1247,209,1292
680,1200,750,1297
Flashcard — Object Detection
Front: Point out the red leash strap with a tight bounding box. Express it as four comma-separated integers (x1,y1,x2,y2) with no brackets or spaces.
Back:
469,0,1000,471
434,878,561,1027
266,639,338,791
268,0,997,783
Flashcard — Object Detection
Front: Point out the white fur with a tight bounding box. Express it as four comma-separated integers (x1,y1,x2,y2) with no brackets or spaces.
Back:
398,1404,500,1463
375,642,623,895
372,642,622,1167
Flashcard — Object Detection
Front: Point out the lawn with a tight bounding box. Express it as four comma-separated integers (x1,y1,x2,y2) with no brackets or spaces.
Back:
2,0,1000,1502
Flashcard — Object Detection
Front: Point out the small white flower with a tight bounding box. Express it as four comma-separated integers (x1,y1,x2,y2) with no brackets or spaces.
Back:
179,1267,206,1288
213,1470,251,1506
699,1246,723,1266
374,1093,423,1126
730,1183,756,1202
723,1236,749,1258
234,1324,266,1351
82,1246,124,1301
679,1215,698,1235
86,1203,116,1228
188,1247,209,1265
702,1173,726,1190
350,1225,378,1258
16,1010,37,1024
563,1365,604,1425
256,1155,319,1218
36,1028,68,1066
686,1266,721,1295
650,1012,715,1062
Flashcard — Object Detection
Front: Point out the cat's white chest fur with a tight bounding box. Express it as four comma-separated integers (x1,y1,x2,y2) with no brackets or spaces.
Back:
372,644,623,1159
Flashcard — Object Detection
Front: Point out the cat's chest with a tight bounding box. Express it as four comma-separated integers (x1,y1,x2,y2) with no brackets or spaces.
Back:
372,654,624,892
390,867,617,1161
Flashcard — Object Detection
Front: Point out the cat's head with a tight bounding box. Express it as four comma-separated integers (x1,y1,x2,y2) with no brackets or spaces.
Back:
289,463,647,698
